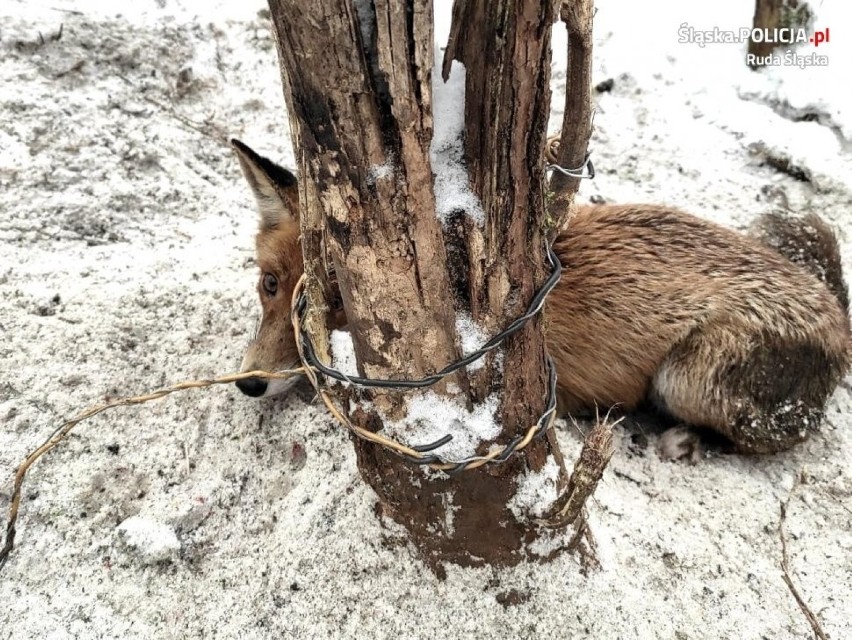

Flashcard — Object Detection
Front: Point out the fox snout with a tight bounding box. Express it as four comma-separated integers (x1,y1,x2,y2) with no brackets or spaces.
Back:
235,376,269,397
237,326,303,398
235,368,302,398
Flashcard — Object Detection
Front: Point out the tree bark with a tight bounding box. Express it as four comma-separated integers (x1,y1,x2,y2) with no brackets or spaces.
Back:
548,0,594,238
267,0,579,570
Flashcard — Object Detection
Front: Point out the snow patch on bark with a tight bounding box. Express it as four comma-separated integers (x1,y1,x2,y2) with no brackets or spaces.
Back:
508,456,561,521
528,529,570,558
443,492,459,536
367,161,394,184
454,311,488,372
381,391,500,460
330,329,359,378
430,57,484,225
352,0,375,49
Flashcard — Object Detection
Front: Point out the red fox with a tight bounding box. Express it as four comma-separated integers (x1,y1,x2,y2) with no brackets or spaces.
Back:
230,139,850,455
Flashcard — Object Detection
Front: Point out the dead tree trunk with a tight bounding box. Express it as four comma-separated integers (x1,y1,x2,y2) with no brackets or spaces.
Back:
268,0,585,569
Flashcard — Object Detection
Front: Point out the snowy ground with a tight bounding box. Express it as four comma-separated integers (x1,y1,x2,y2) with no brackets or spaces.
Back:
1,0,851,638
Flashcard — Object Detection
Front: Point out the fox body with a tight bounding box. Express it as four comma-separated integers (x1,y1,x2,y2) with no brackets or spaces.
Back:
232,139,850,454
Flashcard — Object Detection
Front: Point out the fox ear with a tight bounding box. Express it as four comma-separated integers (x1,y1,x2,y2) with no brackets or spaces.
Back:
231,138,299,230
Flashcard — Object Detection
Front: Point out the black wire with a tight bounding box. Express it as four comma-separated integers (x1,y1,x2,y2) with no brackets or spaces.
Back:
377,354,558,470
294,243,562,470
297,243,562,389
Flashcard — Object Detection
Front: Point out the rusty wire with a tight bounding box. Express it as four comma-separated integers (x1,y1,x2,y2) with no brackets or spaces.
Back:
290,253,561,473
0,369,302,569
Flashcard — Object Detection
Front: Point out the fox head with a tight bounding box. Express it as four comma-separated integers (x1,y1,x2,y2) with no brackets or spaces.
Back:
231,139,305,398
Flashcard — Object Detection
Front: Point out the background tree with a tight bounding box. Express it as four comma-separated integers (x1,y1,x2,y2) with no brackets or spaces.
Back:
748,0,812,67
267,0,597,569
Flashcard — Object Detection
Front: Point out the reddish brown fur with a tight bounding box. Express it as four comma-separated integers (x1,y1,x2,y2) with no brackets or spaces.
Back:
232,141,850,454
549,205,849,453
250,224,303,373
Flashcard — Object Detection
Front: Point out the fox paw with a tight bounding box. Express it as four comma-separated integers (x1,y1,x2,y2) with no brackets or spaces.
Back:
658,426,702,463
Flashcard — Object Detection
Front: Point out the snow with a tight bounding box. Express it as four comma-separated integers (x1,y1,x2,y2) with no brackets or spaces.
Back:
330,328,359,378
527,528,572,559
736,2,852,143
442,491,458,537
430,57,485,224
381,391,501,461
1,0,851,638
367,161,394,184
554,0,852,203
454,311,487,372
116,516,181,564
508,455,561,521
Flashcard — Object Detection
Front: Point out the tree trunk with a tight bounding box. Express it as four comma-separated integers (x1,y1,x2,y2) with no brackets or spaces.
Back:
267,0,581,570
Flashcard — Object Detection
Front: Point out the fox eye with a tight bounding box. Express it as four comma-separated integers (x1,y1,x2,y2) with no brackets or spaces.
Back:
262,273,278,297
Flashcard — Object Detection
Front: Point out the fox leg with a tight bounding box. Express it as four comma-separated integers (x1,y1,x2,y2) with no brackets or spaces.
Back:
650,324,842,454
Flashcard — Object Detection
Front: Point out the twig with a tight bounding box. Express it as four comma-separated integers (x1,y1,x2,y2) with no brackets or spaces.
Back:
54,60,85,79
115,74,229,144
48,7,84,15
536,412,618,529
823,490,852,516
565,509,599,572
778,479,828,640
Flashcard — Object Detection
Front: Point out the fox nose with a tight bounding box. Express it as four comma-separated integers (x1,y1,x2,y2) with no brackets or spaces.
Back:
235,376,268,397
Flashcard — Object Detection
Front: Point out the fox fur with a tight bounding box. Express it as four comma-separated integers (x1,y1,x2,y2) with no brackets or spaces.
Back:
231,139,850,455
